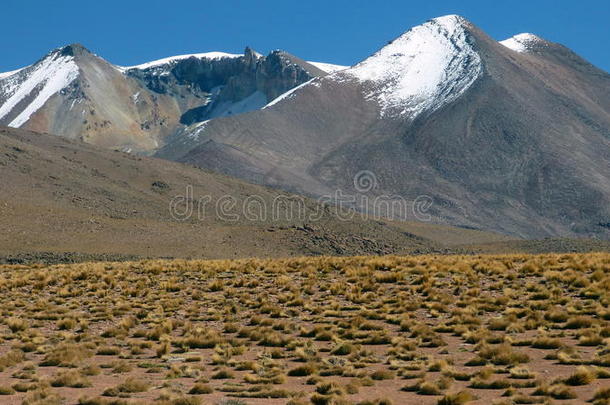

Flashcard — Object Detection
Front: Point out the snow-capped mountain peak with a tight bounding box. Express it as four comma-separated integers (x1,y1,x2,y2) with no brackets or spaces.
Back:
346,14,482,119
0,47,80,127
500,33,546,53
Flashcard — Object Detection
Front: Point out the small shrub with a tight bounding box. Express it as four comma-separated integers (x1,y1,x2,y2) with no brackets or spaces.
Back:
51,370,92,388
370,370,395,380
565,316,594,329
533,384,577,400
103,377,149,396
509,367,535,379
331,342,355,356
22,386,63,405
57,318,77,330
40,344,92,367
564,366,596,386
96,346,121,356
188,383,213,394
288,363,317,376
437,391,476,405
470,378,511,389
211,368,234,379
531,336,562,349
593,387,610,402
6,317,28,333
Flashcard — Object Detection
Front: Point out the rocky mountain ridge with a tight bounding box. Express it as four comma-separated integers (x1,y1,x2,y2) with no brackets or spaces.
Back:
0,44,341,152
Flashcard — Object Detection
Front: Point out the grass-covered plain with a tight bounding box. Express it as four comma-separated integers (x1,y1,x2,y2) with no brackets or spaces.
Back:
0,253,608,405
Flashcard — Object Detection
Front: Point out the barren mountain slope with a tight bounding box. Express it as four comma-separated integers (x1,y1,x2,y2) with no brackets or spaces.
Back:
0,126,520,261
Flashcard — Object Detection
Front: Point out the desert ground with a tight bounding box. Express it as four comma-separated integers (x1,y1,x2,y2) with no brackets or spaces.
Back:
0,253,608,405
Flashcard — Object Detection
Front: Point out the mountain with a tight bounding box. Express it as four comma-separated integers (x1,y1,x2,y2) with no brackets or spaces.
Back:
157,15,610,239
3,125,531,262
0,45,339,152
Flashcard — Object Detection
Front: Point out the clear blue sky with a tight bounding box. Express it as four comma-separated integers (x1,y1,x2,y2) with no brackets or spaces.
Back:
2,0,609,72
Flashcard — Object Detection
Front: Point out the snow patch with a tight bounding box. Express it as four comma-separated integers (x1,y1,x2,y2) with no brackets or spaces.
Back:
208,91,268,118
68,98,82,111
346,14,482,119
500,33,545,53
187,120,211,140
121,52,241,70
307,61,348,73
263,79,316,109
0,52,79,127
0,67,26,80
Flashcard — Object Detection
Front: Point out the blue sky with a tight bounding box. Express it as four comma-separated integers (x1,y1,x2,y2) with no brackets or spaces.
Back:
1,0,609,72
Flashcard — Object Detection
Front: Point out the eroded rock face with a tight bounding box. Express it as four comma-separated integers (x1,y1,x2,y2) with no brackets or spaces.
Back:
125,47,326,125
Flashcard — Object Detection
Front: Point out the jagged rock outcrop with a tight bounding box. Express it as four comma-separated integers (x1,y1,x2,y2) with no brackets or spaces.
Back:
123,47,329,125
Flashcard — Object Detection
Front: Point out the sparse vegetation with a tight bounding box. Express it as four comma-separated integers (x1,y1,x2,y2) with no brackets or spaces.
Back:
0,253,606,403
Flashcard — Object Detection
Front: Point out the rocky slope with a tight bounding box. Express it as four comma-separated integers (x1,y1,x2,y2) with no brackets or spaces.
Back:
121,47,336,125
1,126,523,260
158,15,610,239
0,45,339,152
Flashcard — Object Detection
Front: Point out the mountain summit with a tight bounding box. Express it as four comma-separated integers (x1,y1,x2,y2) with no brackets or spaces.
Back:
500,33,549,52
348,15,482,119
0,45,80,128
158,15,610,239
0,44,181,151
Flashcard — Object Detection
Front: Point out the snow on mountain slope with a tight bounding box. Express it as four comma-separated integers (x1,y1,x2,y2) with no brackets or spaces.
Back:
347,14,482,119
500,33,546,52
0,67,26,80
307,61,348,73
263,78,318,109
0,51,79,127
208,90,268,118
120,52,242,71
